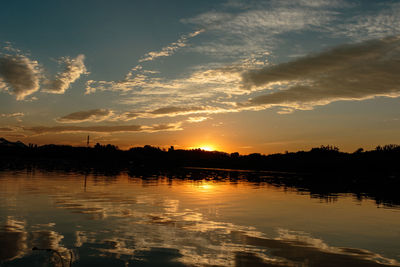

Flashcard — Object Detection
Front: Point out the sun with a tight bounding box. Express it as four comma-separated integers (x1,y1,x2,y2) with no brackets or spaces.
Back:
199,145,214,151
189,144,217,151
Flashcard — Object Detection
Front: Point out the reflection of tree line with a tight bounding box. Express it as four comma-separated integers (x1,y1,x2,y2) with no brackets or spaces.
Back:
1,141,400,207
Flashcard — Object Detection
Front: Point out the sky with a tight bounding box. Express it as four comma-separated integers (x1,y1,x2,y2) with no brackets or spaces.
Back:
1,0,400,154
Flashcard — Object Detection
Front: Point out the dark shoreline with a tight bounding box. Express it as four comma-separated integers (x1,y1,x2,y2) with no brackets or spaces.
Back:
1,139,400,208
1,160,399,209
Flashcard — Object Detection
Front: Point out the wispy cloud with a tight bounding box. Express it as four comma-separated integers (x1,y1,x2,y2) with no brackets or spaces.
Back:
82,1,400,124
150,106,206,115
0,112,24,118
139,29,204,62
187,116,208,123
182,2,337,58
332,2,400,41
0,54,41,100
85,57,265,113
0,126,16,132
43,54,88,94
23,122,182,135
56,109,113,123
0,112,24,122
57,105,236,123
240,36,400,110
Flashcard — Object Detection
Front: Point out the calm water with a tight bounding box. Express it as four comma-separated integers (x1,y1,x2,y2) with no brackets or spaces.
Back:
0,169,399,266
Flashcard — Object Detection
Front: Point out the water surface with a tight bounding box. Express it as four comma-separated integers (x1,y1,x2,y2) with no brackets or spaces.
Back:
0,169,399,266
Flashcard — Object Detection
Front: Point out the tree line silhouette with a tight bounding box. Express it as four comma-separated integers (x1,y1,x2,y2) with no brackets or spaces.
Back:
1,138,400,174
1,137,400,207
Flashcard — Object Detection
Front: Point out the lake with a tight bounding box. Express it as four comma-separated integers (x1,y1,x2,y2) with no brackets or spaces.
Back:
0,169,399,266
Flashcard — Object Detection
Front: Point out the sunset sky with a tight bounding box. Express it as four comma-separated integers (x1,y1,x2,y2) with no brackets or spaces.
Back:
1,0,400,154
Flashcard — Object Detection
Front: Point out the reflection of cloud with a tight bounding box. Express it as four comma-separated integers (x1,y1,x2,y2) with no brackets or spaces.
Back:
56,109,113,123
30,229,72,265
0,54,41,100
43,54,88,94
139,30,204,62
15,173,398,267
241,229,400,266
0,217,27,261
240,36,400,111
31,230,66,252
75,231,96,247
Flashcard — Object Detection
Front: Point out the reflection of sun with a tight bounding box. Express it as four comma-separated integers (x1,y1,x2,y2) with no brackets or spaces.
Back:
194,182,216,193
198,183,213,190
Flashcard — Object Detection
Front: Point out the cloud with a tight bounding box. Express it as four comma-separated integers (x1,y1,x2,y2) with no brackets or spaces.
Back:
56,109,113,123
111,111,140,121
142,122,183,133
143,105,238,119
182,2,336,58
0,54,41,100
187,116,209,123
23,122,182,134
54,105,234,124
150,106,206,115
333,2,400,41
0,112,24,120
43,54,88,94
0,127,15,132
240,36,400,110
24,125,143,134
85,59,259,114
139,29,204,62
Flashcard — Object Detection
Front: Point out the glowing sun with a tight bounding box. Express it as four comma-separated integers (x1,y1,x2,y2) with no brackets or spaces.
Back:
189,144,217,151
199,146,214,151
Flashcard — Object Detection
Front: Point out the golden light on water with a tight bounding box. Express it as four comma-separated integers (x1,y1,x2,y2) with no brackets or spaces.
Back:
191,181,219,195
197,183,214,191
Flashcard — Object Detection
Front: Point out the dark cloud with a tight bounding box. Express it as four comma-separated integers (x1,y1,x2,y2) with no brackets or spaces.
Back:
24,122,182,134
24,125,143,134
150,106,205,115
241,36,400,109
57,109,112,123
0,55,41,100
0,127,15,132
147,123,182,132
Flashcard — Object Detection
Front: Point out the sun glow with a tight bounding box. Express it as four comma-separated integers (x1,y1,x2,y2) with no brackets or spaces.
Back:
199,145,215,151
188,143,218,151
